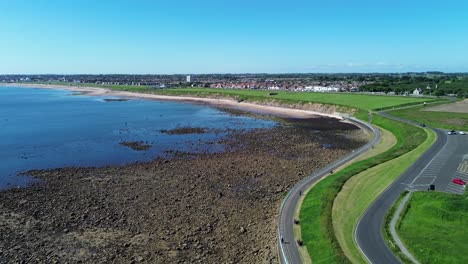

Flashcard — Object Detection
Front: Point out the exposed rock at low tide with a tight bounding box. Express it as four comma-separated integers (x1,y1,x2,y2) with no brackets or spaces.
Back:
119,141,151,151
0,117,367,263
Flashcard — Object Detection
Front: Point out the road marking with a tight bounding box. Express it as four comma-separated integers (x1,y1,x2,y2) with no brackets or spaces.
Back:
445,185,465,194
457,161,468,173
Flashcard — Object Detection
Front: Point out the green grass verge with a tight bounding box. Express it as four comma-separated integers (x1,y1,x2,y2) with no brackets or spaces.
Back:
333,129,436,263
333,128,435,263
299,114,428,263
396,191,468,264
389,103,468,131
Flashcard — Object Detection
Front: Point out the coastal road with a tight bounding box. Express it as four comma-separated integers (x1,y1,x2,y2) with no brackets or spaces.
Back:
278,117,381,264
354,111,449,264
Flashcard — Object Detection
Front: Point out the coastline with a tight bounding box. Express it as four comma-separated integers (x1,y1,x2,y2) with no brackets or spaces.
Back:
0,83,370,263
0,114,367,263
0,83,343,120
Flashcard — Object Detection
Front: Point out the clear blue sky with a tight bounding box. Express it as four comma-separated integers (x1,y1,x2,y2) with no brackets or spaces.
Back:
1,0,467,74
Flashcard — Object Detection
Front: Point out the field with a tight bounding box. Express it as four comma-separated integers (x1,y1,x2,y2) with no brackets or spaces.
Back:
155,88,436,111
424,99,468,113
390,103,468,131
397,191,468,264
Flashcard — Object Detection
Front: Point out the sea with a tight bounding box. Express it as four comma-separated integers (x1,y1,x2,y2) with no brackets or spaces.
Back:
0,86,276,189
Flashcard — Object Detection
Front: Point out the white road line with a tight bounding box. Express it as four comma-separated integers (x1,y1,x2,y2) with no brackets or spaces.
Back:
445,185,464,193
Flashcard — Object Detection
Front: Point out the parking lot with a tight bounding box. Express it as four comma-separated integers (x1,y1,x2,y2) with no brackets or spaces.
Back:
407,132,468,194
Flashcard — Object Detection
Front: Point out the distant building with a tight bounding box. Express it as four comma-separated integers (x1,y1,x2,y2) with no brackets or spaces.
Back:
413,88,422,96
186,75,192,83
303,86,340,92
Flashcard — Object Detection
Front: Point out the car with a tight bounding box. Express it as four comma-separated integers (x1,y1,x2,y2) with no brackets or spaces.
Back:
448,130,457,135
459,131,466,135
420,124,426,127
452,178,466,186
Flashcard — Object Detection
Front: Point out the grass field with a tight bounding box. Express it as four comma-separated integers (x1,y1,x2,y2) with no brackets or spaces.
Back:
397,191,468,264
299,114,428,263
19,83,438,111
155,88,436,111
389,104,468,131
333,128,435,263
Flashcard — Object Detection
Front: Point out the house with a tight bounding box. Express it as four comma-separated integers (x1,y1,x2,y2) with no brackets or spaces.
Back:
413,88,422,96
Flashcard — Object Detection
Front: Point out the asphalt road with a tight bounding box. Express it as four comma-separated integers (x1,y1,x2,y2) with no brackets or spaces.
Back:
277,117,380,264
354,112,448,264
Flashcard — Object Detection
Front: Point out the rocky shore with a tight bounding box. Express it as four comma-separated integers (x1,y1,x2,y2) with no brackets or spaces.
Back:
0,117,367,263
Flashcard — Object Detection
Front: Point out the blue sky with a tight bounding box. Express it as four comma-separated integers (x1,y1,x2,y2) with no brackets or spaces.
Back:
0,0,467,74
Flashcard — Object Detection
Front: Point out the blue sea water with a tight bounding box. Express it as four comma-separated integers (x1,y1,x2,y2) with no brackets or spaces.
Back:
0,86,276,189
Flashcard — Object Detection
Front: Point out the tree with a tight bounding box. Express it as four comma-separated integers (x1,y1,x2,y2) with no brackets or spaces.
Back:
434,89,445,96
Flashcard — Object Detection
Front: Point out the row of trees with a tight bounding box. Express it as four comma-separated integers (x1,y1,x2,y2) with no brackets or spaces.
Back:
359,75,468,97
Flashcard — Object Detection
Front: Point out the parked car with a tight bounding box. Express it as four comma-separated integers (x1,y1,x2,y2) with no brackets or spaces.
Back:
459,131,466,135
452,178,466,186
448,130,457,135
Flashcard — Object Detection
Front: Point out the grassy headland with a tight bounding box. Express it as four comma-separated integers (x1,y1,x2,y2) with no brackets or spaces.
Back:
154,88,435,111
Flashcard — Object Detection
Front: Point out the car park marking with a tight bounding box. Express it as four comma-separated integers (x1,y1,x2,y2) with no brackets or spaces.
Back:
446,183,465,193
457,161,468,173
408,143,452,189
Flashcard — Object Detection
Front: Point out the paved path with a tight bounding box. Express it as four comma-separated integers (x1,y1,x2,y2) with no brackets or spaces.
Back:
277,117,380,264
389,192,419,264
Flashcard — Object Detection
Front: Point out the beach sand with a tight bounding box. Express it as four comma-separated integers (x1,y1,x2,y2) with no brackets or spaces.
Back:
0,83,343,119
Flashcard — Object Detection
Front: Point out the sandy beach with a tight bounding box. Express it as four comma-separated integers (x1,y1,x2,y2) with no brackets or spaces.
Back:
0,83,344,119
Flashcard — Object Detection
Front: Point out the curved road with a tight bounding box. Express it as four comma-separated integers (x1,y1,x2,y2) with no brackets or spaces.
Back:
354,111,447,264
278,117,381,264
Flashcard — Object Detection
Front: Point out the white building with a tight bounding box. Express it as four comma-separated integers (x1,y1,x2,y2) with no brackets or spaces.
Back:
186,75,192,83
413,88,422,96
303,86,340,92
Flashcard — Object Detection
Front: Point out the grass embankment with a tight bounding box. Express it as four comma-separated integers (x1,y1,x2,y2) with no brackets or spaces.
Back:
389,104,468,131
333,128,436,263
294,125,395,263
395,191,468,264
299,113,428,263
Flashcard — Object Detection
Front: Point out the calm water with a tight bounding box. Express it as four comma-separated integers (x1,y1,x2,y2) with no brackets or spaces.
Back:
0,86,276,189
